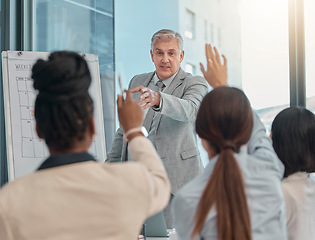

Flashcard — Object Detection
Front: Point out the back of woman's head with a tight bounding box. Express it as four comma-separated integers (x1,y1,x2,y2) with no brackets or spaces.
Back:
32,51,94,151
192,86,253,240
196,86,253,152
271,107,315,177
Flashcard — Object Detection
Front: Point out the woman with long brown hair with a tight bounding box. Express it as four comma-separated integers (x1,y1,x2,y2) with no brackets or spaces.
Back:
172,44,287,240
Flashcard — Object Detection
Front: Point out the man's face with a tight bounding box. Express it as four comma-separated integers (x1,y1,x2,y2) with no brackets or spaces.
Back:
150,38,184,80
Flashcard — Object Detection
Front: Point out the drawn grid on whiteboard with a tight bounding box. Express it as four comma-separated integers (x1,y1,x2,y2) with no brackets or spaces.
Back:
16,75,47,159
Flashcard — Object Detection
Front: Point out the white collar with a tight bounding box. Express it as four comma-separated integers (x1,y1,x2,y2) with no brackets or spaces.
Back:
152,71,178,88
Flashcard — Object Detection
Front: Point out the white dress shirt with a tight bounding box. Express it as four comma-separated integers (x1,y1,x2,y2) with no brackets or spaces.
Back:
282,172,315,240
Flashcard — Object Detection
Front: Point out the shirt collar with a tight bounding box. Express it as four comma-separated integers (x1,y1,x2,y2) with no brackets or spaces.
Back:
283,171,314,182
37,152,96,171
152,71,178,88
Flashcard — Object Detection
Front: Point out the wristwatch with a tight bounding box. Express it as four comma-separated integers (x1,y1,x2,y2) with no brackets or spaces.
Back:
123,126,148,142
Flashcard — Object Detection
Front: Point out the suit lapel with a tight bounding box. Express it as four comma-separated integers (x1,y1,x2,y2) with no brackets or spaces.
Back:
163,68,187,96
144,72,155,87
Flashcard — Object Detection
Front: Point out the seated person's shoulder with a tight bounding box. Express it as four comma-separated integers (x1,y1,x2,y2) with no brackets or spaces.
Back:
175,173,206,203
102,161,149,178
0,174,35,201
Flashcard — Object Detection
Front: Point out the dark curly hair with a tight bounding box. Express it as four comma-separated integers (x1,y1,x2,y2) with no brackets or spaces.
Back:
32,51,94,151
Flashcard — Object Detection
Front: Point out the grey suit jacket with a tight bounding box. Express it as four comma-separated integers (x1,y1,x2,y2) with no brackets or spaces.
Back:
107,68,209,193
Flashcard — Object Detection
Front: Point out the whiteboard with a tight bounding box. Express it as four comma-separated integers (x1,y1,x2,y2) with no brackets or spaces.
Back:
1,51,106,181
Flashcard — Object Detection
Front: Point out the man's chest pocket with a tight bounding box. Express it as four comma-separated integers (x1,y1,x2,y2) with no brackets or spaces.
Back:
180,148,199,160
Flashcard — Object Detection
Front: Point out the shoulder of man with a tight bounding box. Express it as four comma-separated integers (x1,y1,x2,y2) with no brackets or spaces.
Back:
128,71,155,89
131,71,155,81
179,68,208,87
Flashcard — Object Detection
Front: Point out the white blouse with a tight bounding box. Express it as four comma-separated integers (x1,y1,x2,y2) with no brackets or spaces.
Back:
282,172,315,240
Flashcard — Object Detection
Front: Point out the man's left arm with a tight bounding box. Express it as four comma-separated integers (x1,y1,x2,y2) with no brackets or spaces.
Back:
158,76,208,122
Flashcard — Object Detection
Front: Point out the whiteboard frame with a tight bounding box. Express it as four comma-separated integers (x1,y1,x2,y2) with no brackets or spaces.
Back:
1,51,15,181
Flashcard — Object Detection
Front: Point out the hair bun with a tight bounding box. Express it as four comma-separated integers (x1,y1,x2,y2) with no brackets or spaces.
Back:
32,51,91,101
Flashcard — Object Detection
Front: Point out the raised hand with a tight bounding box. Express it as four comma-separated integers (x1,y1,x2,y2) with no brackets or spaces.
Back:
117,90,144,133
200,43,228,88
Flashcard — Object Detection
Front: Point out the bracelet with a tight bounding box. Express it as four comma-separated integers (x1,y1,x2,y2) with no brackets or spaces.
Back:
124,126,148,142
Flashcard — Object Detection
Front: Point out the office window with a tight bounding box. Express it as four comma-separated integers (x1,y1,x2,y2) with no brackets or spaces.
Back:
34,0,115,153
114,0,290,165
304,0,315,112
241,0,289,132
184,9,195,39
115,0,290,128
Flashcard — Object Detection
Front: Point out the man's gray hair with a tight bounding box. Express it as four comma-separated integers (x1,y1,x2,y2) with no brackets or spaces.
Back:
151,29,183,51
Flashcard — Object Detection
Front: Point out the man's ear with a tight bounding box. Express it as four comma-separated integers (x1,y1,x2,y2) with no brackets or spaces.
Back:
180,50,184,63
150,49,154,62
35,124,42,139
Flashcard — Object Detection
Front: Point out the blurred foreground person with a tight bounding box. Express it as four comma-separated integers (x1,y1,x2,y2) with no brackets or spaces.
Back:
0,51,170,240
